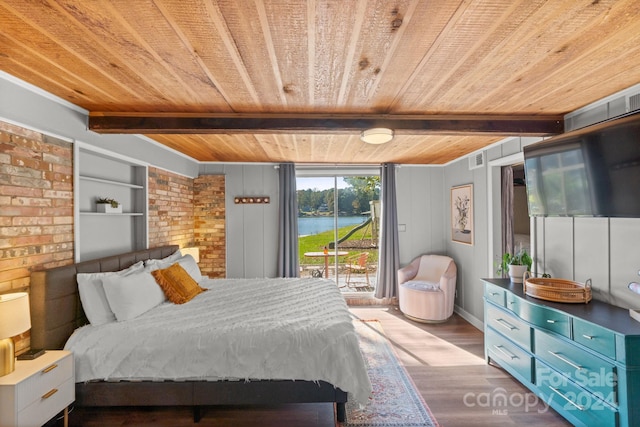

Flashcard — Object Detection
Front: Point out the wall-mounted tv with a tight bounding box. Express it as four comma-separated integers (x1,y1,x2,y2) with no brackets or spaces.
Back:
523,113,640,217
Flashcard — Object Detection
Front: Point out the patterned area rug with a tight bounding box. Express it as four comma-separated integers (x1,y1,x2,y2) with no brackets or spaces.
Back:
343,320,440,427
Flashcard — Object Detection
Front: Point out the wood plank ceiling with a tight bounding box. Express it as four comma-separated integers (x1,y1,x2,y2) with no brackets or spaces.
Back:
1,0,640,164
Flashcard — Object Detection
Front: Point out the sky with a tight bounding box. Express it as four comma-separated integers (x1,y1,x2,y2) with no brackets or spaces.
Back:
296,177,349,191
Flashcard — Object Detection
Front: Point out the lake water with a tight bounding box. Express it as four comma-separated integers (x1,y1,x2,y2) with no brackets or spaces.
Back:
298,216,367,236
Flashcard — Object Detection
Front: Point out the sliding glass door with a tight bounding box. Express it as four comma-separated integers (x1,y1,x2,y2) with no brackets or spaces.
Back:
296,169,380,292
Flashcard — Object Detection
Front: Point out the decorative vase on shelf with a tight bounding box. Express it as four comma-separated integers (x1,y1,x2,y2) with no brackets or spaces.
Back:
96,197,122,213
508,265,528,283
96,203,122,213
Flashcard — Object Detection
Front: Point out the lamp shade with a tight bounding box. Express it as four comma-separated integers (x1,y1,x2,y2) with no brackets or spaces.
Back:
0,292,31,339
360,128,394,144
180,247,200,263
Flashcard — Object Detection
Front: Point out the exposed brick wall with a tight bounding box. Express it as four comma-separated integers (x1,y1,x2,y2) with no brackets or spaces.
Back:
194,175,226,278
0,121,74,353
148,167,195,249
148,169,226,278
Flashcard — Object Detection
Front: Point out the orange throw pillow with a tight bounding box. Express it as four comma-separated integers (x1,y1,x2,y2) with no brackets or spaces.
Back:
151,263,206,304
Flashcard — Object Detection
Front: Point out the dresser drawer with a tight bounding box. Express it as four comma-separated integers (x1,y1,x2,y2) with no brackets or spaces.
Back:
17,377,74,427
486,328,533,383
536,360,617,427
16,352,73,411
505,293,521,315
484,283,506,307
573,318,616,360
535,330,617,402
486,305,532,351
520,303,570,337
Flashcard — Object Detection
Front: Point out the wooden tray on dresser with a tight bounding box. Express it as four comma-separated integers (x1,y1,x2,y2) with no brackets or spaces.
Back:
523,272,592,303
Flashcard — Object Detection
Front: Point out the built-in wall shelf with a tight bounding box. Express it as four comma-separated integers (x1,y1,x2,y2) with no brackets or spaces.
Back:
80,175,144,189
74,144,149,262
79,212,145,216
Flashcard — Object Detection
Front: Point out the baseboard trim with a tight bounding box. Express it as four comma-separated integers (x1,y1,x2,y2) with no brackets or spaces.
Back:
454,305,483,331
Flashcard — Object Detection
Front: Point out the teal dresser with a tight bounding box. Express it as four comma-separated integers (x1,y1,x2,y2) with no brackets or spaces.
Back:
483,278,640,427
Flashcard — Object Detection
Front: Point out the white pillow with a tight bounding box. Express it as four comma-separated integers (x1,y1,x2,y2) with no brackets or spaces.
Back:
146,254,203,282
102,269,167,321
144,250,181,268
77,261,145,326
176,254,203,281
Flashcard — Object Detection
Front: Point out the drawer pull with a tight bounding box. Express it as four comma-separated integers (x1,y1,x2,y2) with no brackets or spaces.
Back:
42,364,58,374
496,318,517,331
549,386,586,411
490,292,499,296
42,388,58,399
548,351,583,370
493,345,518,360
546,319,557,324
581,334,594,340
507,301,515,305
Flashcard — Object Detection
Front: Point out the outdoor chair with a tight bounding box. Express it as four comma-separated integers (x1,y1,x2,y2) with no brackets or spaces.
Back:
398,254,457,323
344,252,370,288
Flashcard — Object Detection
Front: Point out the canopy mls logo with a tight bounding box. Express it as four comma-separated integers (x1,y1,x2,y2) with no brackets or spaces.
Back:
463,387,550,415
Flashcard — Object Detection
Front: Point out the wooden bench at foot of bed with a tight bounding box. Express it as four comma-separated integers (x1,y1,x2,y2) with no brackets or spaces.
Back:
29,245,348,423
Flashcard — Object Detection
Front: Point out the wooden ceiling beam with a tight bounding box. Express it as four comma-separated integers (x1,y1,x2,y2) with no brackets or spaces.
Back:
89,113,563,135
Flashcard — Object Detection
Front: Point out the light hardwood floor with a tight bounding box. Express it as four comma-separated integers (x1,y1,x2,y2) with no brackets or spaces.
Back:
62,306,572,427
352,306,571,427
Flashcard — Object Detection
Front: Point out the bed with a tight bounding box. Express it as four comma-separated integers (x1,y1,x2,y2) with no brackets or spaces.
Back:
29,245,371,423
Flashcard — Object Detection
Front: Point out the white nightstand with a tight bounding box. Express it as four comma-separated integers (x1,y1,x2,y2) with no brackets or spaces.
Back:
0,350,74,427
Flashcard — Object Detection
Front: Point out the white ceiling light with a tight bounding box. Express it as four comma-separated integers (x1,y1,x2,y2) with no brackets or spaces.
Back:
360,128,394,144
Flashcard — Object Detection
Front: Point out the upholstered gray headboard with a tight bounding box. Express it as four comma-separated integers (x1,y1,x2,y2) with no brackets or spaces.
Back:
29,245,179,350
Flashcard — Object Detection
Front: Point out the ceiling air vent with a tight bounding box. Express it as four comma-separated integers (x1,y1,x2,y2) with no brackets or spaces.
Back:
468,152,485,170
629,93,640,113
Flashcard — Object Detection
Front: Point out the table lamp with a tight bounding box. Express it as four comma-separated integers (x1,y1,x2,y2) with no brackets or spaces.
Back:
0,292,31,376
180,247,200,263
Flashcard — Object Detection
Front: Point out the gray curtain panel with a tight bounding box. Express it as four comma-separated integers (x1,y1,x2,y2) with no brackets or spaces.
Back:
375,163,400,299
501,165,515,265
277,163,300,277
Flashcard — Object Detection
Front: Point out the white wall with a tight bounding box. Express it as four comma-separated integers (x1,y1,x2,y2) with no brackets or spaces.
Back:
533,216,640,309
395,166,446,265
199,163,280,279
442,154,490,327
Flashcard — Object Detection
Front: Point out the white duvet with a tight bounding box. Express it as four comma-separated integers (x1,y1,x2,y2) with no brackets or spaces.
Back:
65,277,372,404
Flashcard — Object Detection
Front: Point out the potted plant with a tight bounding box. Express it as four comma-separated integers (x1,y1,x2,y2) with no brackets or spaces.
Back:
496,248,532,283
96,197,122,213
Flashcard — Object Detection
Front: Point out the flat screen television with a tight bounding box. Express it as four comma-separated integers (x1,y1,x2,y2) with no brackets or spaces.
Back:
523,112,640,217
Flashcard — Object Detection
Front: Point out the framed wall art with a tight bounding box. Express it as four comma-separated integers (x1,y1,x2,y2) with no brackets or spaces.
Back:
451,184,473,245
